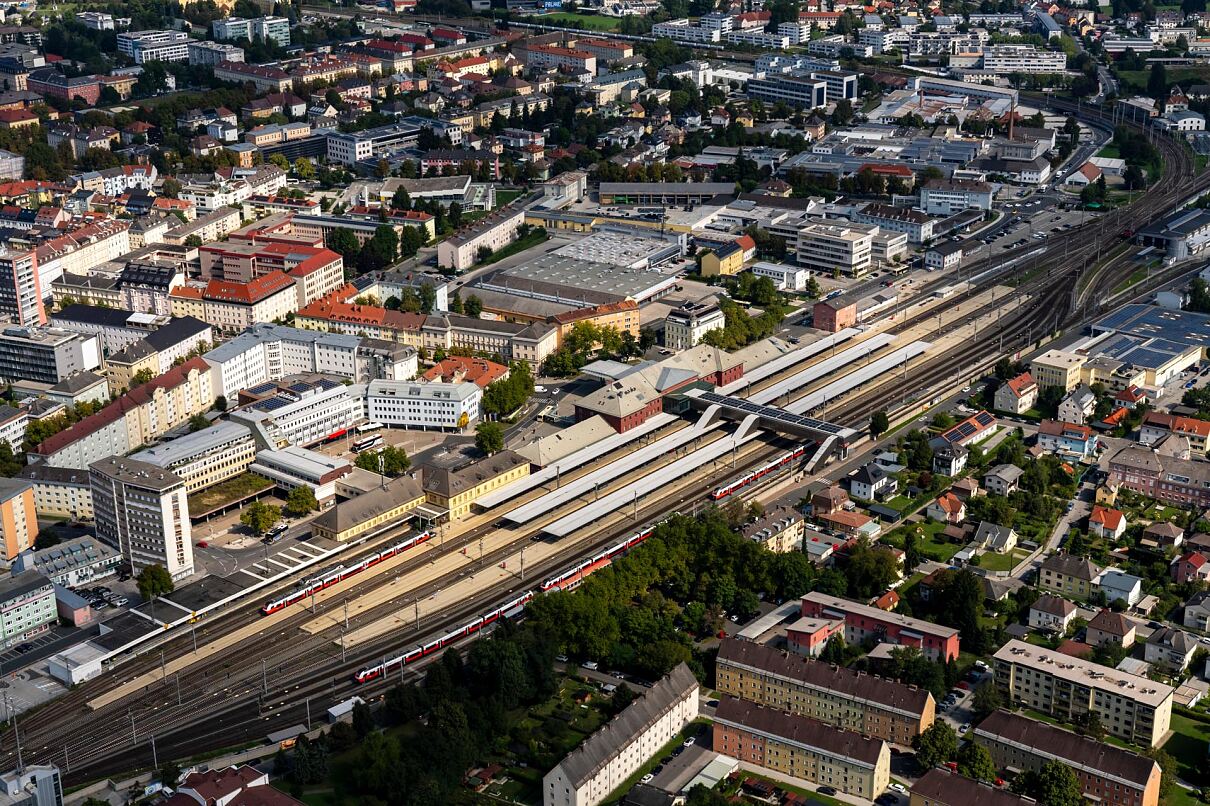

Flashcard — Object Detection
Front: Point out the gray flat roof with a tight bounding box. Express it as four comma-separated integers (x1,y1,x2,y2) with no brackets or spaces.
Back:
599,182,735,194
494,254,678,301
132,421,253,468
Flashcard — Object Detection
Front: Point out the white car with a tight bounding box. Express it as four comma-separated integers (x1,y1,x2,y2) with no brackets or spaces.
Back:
889,783,907,794
641,774,654,784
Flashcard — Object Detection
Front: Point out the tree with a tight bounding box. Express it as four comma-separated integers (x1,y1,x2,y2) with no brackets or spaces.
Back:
475,422,504,455
971,681,1003,719
1014,760,1083,806
912,721,957,770
132,368,155,386
293,158,315,181
188,413,210,432
843,541,899,599
136,564,174,601
354,445,411,476
159,760,182,787
832,98,854,126
1148,62,1168,99
464,295,483,318
391,187,411,210
285,485,318,517
956,742,997,782
240,501,281,536
161,178,182,199
820,633,847,664
870,410,889,438
329,228,361,261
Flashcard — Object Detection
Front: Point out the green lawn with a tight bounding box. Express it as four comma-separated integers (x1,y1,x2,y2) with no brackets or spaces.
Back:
525,11,621,29
1117,65,1210,92
494,188,525,208
1165,712,1210,786
475,229,549,268
187,473,274,516
974,550,1018,572
1097,144,1121,160
1113,268,1147,295
884,519,962,562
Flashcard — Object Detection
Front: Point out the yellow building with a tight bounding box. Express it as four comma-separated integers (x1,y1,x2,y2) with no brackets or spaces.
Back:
0,479,37,561
1030,349,1086,391
700,240,747,277
104,342,159,396
426,450,530,518
1037,553,1101,601
311,475,426,542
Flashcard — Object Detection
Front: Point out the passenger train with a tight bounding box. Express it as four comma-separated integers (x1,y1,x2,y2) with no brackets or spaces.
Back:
709,444,809,501
352,524,660,684
261,530,434,615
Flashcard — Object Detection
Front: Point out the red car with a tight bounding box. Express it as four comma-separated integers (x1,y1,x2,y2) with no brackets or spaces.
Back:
196,540,208,548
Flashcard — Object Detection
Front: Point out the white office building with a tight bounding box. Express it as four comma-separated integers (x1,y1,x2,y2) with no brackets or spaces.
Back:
364,380,481,431
751,262,811,291
116,30,190,63
229,383,364,449
797,221,876,275
651,19,722,44
89,457,193,581
211,16,292,48
979,45,1067,74
664,301,725,350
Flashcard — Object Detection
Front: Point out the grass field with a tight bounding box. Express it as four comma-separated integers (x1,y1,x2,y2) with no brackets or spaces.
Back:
187,473,273,515
975,550,1021,572
525,11,621,29
1117,65,1210,92
885,520,963,562
1165,711,1210,787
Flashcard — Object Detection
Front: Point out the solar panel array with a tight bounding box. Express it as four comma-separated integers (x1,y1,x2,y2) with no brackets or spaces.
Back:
943,410,996,443
699,391,848,435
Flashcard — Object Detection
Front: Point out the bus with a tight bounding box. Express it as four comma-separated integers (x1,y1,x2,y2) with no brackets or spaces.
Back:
352,434,383,453
355,421,383,435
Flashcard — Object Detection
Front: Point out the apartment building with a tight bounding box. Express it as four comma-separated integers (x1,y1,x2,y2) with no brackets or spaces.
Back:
797,221,876,276
212,16,292,47
0,326,100,384
364,380,481,431
994,372,1038,414
16,466,93,520
651,19,722,44
198,272,299,334
90,456,194,581
1038,553,1102,600
713,697,890,799
911,768,1037,806
973,710,1161,806
525,44,596,74
854,204,935,244
212,62,293,94
1030,349,1086,391
801,592,959,662
714,639,935,746
740,506,804,552
163,207,243,246
992,640,1172,747
436,205,526,272
0,571,56,648
1139,411,1210,455
543,664,698,806
116,30,190,63
1107,445,1210,508
14,535,119,588
203,324,359,400
664,301,725,350
131,421,257,494
0,478,36,561
980,45,1067,74
188,40,244,67
0,247,43,326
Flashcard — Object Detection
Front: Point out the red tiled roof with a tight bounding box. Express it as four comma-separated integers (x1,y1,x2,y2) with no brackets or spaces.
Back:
1179,551,1207,569
204,270,295,304
1089,505,1124,531
421,356,509,388
1003,372,1036,398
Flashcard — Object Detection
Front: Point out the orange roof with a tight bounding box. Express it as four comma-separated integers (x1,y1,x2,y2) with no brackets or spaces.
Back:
421,356,509,388
204,271,295,304
736,234,756,251
1003,372,1036,398
171,285,204,300
1180,551,1207,569
1089,505,1124,531
934,491,964,514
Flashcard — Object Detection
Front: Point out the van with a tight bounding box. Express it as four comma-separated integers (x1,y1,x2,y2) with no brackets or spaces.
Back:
582,661,598,671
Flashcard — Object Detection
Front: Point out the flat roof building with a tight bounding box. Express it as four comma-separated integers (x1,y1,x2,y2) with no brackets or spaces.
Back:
89,457,194,581
801,591,959,662
131,421,257,493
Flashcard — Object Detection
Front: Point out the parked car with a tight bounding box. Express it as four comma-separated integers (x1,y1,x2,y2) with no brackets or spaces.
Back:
819,787,838,796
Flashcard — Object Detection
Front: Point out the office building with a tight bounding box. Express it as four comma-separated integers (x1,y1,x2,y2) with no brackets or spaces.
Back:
0,248,43,326
0,571,56,649
364,380,481,431
715,638,935,746
211,16,292,48
973,710,1161,806
801,592,959,661
90,456,194,581
0,479,36,562
543,664,698,806
1030,349,1086,391
797,221,876,276
324,122,421,165
747,73,828,109
0,326,100,384
979,44,1068,74
11,536,120,589
992,640,1172,747
920,179,994,216
229,378,362,450
423,450,529,519
249,446,351,507
116,30,190,63
713,697,890,799
131,421,257,493
0,763,63,806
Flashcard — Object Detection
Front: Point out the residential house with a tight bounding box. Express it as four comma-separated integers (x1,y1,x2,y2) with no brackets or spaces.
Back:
1144,627,1197,672
1028,594,1077,633
1037,419,1099,459
983,464,1023,496
1058,384,1096,424
994,372,1038,414
1142,522,1184,551
850,462,895,500
1183,590,1210,630
932,442,968,476
810,484,849,515
1172,551,1210,584
1096,568,1143,607
1088,505,1126,540
973,521,1018,554
926,492,965,525
1039,554,1102,600
1085,609,1136,648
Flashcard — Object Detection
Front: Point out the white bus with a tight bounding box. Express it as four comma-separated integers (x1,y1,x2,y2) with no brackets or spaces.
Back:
352,434,383,453
355,421,383,435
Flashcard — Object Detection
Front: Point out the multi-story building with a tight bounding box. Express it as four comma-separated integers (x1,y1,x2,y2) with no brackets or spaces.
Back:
1108,445,1210,508
1037,419,1098,458
664,301,725,350
651,19,723,44
187,40,244,67
1139,412,1210,455
16,466,93,520
103,316,213,394
0,406,25,455
364,380,481,431
994,372,1038,414
199,272,299,334
0,326,100,384
0,478,36,562
714,697,889,798
525,44,597,74
437,205,526,272
808,69,858,102
973,710,1161,806
424,450,529,519
29,358,214,469
211,62,292,94
797,221,876,276
747,73,828,109
992,640,1172,747
324,122,421,166
543,664,698,806
212,17,292,48
854,204,935,244
310,474,425,542
0,247,43,326
13,535,119,588
116,30,190,63
203,324,358,400
249,446,351,507
163,207,243,247
229,379,361,450
920,178,994,216
800,592,959,662
1030,349,1086,391
90,456,193,581
0,571,56,648
979,44,1068,74
715,638,935,746
0,763,62,806
1038,553,1102,600
130,421,257,494
740,506,804,552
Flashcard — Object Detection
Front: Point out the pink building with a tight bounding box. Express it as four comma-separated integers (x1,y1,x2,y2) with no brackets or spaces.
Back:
800,591,960,662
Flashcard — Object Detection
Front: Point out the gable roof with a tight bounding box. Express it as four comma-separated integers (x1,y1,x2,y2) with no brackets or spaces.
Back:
1041,553,1101,581
1002,371,1036,398
1088,608,1133,636
1089,505,1125,531
1031,594,1076,619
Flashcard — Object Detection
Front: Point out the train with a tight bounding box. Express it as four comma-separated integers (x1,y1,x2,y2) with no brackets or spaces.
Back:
352,524,660,684
261,530,434,615
710,445,809,501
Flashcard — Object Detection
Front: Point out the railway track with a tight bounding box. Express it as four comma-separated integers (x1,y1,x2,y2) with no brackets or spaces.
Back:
4,99,1204,784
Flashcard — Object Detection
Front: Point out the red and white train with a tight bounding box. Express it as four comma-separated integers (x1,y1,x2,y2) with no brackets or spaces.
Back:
353,524,660,684
709,444,809,501
261,530,434,615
